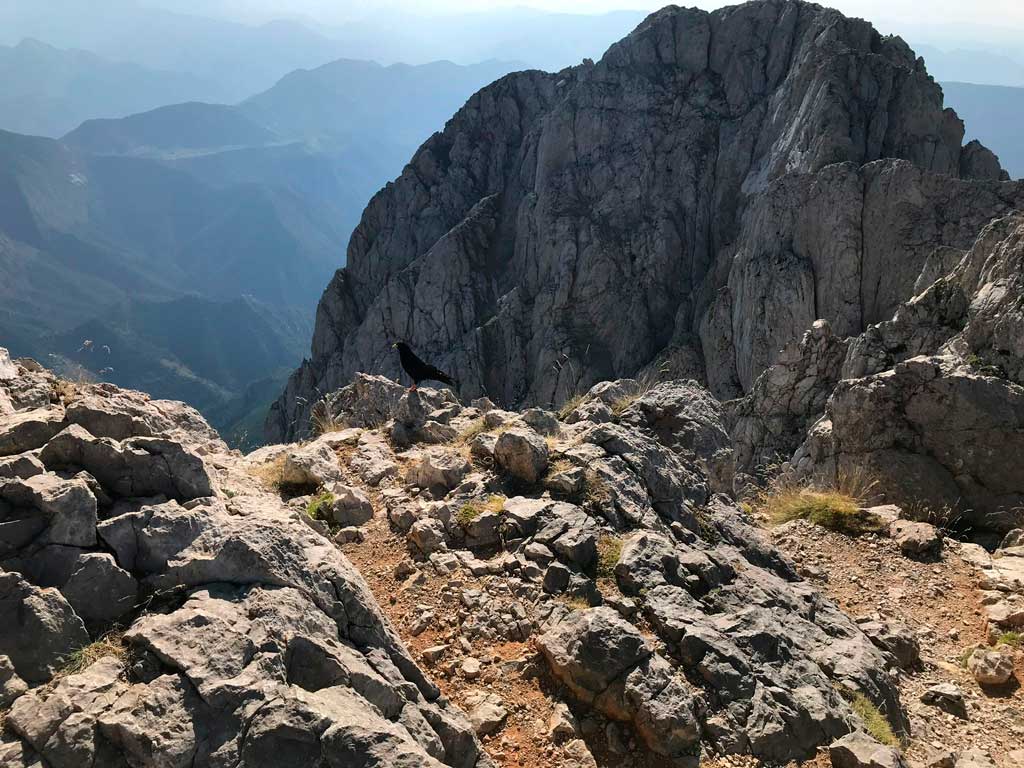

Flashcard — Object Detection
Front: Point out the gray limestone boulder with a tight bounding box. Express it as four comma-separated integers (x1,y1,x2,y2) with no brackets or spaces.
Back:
60,553,139,624
0,570,88,683
536,608,700,756
493,428,549,484
829,731,907,768
40,424,214,501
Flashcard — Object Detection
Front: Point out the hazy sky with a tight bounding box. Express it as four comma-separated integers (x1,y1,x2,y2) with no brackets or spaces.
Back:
183,1,1024,29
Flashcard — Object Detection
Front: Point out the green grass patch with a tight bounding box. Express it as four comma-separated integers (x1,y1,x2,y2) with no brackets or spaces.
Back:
997,631,1021,648
457,495,505,527
849,692,899,747
306,491,335,523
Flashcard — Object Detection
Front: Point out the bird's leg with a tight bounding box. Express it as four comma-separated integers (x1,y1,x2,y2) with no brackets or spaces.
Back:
409,383,418,392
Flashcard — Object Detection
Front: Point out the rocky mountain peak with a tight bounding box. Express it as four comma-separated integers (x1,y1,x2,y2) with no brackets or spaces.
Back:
268,0,1013,444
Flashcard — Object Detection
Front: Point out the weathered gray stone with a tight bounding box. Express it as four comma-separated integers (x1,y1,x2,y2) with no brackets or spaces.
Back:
493,428,549,484
890,519,942,557
966,647,1014,685
60,553,138,624
0,570,88,683
857,618,921,670
0,654,28,708
40,425,213,501
537,608,699,756
409,518,449,557
828,731,906,768
0,473,97,547
279,438,343,488
464,690,507,736
327,483,374,527
0,409,67,457
405,449,470,493
920,682,967,718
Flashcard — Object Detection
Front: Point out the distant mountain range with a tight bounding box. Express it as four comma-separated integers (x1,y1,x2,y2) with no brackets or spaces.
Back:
0,56,517,445
941,81,1024,179
0,38,229,138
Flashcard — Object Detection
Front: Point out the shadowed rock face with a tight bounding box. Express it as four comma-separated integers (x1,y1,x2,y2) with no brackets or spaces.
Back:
268,0,1017,443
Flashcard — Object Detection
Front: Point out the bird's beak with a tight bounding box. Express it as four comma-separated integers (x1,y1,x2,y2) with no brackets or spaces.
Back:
391,342,398,349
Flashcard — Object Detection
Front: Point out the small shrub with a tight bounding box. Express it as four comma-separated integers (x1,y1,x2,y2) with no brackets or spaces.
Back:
997,631,1022,648
56,632,127,681
52,378,81,405
966,353,1005,378
457,503,482,526
306,491,335,523
694,508,721,543
610,393,638,417
959,644,984,668
849,693,899,747
596,535,623,581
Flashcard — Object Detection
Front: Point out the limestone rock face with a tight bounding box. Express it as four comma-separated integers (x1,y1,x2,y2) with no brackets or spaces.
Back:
793,355,1024,532
726,213,1024,530
268,0,1021,442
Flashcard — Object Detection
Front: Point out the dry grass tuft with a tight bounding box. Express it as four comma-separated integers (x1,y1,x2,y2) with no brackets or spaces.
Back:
754,471,884,536
596,535,623,581
582,469,612,510
547,458,574,477
55,632,128,682
309,399,343,437
455,418,487,445
557,594,591,611
610,363,670,418
250,454,288,491
556,392,588,421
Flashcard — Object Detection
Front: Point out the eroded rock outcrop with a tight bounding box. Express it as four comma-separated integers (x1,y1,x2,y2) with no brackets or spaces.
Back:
293,373,910,761
269,0,1021,443
0,353,492,768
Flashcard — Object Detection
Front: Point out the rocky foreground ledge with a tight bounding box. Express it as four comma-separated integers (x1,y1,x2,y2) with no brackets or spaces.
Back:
0,351,491,768
2,346,1022,767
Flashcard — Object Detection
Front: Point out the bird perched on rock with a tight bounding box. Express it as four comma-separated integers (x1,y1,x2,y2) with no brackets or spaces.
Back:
393,342,457,391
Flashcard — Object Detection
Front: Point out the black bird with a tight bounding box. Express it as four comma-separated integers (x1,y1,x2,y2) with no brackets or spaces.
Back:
393,342,457,391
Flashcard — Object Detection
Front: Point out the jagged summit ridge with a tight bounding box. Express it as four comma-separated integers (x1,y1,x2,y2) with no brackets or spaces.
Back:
268,0,1012,442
